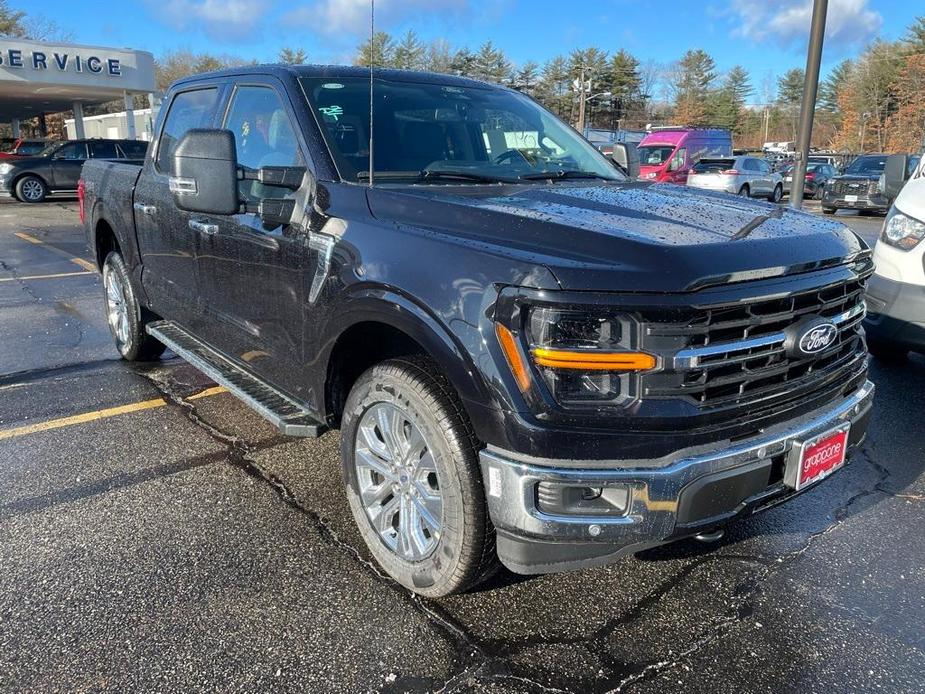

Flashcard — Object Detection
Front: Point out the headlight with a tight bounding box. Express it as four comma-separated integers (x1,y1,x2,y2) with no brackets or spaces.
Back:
496,307,656,406
881,208,925,251
0,163,12,175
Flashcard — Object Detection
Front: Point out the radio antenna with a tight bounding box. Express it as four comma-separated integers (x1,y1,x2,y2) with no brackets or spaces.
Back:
368,0,375,187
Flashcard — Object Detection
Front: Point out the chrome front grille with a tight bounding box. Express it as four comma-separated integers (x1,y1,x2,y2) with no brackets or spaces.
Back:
643,276,869,407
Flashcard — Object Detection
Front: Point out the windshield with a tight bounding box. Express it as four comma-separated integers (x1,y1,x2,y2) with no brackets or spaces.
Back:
637,145,676,167
844,156,887,175
300,77,622,183
37,142,62,157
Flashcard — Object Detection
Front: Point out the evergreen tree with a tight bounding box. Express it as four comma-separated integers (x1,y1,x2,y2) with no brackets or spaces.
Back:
819,60,853,113
671,49,717,125
511,61,540,96
392,30,425,71
355,31,396,67
536,56,570,119
471,41,512,84
278,47,308,65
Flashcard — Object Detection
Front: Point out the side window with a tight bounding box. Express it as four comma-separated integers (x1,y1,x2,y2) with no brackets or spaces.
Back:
89,141,119,159
758,160,771,174
222,85,303,202
117,141,149,159
669,147,686,171
54,143,86,160
155,88,219,173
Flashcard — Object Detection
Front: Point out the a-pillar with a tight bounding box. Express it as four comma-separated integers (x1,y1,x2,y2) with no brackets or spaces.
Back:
72,101,86,139
123,91,137,139
11,118,20,139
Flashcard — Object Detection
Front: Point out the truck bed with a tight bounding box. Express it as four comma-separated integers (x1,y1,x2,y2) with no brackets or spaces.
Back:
81,159,144,269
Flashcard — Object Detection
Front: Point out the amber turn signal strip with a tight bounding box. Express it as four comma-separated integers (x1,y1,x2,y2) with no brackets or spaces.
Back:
496,324,533,392
532,348,657,371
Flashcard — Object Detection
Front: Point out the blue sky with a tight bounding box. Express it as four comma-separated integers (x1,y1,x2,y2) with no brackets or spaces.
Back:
26,0,922,104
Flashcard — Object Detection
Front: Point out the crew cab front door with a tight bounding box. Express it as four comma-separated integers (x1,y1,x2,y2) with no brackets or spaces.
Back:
192,81,310,394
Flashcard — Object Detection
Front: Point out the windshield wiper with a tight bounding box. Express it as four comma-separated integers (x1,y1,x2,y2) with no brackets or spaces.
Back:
416,169,516,184
519,170,613,181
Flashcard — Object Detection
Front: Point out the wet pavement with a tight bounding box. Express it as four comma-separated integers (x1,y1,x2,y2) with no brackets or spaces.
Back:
0,198,921,693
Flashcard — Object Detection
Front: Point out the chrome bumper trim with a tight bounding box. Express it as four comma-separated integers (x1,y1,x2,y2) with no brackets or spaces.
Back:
480,381,874,545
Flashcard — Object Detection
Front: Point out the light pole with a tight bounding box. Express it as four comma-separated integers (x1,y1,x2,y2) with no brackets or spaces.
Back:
790,0,828,209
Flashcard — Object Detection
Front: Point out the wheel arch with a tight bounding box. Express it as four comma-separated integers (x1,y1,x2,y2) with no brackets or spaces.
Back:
321,293,492,433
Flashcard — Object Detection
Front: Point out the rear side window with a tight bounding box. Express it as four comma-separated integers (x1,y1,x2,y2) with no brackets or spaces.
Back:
118,141,149,159
743,158,758,171
692,159,733,173
155,88,219,173
89,141,119,159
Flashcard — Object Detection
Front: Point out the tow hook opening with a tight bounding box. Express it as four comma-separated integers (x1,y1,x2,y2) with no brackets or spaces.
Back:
694,528,725,543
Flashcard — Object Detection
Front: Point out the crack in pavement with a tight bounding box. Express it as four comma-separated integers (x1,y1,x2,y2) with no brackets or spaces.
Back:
603,444,897,693
141,370,489,691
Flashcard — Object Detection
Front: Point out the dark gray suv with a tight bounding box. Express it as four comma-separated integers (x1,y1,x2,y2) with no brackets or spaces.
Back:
0,139,148,203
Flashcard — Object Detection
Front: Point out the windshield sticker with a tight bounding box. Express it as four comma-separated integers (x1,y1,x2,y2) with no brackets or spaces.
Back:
318,105,343,121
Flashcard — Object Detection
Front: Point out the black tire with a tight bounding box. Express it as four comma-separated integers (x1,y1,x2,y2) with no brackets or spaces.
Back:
822,206,836,215
101,251,166,361
340,357,498,597
769,184,783,203
15,174,47,203
867,338,908,363
737,184,750,197
813,186,825,200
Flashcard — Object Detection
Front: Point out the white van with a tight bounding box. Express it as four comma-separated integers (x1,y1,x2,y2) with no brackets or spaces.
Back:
864,153,925,358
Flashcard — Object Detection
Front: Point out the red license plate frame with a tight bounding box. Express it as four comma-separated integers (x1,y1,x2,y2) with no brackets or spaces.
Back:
786,424,850,491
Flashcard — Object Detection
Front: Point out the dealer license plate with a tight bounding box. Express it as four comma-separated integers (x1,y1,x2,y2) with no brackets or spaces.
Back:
786,424,850,491
844,194,858,203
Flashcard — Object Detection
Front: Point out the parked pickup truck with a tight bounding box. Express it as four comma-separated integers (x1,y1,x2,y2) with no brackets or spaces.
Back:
81,65,874,597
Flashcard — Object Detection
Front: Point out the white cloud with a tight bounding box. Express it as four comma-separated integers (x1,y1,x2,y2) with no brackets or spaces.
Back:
157,0,270,42
730,0,882,50
285,0,471,36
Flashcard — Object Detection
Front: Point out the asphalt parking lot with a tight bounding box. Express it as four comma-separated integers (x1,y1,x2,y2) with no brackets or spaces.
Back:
0,198,922,694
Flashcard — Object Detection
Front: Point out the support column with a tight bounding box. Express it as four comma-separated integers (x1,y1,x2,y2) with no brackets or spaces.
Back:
38,114,47,138
123,91,137,140
11,118,20,139
72,102,86,140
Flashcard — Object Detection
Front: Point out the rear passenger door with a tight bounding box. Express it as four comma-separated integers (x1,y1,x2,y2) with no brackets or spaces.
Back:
49,141,88,190
193,79,310,392
135,85,223,329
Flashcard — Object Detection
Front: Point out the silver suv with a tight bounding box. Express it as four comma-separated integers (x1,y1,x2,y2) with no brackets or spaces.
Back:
686,156,783,202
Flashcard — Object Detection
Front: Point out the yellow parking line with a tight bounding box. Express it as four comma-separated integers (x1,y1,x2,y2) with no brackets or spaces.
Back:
0,386,227,442
13,231,97,272
0,271,94,283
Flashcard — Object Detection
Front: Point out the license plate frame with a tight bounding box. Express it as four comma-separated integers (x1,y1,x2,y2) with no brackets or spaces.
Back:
785,423,851,491
844,194,859,203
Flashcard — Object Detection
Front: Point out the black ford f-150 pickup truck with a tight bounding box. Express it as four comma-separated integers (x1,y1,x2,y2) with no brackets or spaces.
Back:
81,65,874,597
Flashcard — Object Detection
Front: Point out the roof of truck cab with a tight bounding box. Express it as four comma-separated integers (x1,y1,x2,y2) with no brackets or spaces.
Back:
172,64,503,90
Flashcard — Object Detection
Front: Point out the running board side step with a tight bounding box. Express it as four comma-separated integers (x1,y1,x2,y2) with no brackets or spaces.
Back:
147,321,327,437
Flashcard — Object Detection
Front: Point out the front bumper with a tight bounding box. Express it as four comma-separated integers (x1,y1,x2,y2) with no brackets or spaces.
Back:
481,380,874,574
0,174,12,196
865,274,925,350
822,190,889,211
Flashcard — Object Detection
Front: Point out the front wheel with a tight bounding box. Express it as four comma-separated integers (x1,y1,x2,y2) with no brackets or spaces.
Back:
341,357,498,597
102,252,166,361
769,184,783,203
15,175,47,203
822,206,836,215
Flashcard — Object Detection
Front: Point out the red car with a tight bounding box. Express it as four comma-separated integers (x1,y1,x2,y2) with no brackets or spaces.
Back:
0,139,49,160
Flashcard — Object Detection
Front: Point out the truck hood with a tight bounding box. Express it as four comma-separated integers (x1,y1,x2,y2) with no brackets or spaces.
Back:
366,181,866,293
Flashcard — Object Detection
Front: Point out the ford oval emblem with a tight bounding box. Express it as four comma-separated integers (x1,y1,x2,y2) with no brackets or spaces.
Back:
798,322,838,355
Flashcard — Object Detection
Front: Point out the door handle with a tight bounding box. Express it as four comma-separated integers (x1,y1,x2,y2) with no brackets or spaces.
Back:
133,202,156,216
189,219,218,235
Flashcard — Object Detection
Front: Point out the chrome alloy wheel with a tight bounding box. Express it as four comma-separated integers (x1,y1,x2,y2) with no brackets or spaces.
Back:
354,402,443,561
20,178,44,201
104,266,130,347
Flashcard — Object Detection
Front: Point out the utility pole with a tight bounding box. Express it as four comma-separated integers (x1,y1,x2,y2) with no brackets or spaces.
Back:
791,0,828,209
763,106,770,144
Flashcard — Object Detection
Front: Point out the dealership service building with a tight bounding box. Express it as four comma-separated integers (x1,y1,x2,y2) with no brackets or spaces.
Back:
0,37,155,140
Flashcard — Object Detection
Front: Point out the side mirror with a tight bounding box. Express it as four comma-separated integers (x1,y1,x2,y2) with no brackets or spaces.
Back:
170,129,240,215
882,154,909,200
610,142,640,180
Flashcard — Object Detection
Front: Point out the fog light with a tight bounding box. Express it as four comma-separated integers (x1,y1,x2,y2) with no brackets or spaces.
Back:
536,482,630,516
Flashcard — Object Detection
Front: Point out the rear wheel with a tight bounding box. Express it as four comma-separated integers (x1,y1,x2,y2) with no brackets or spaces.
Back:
822,206,836,215
341,357,497,597
769,184,783,203
15,175,47,203
102,251,166,361
738,184,750,197
813,186,825,200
